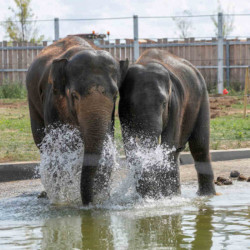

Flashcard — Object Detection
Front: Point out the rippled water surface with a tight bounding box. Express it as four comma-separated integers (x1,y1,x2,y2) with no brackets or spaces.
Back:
0,182,249,250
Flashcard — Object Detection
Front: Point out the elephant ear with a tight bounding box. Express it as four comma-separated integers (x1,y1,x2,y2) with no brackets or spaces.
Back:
50,58,68,95
119,58,129,89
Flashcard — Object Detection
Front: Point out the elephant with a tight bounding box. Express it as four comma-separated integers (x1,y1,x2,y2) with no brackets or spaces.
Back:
119,49,216,198
26,35,128,205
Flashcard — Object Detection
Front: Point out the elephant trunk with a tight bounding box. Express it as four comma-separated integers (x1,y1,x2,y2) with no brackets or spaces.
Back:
134,113,163,149
77,91,114,205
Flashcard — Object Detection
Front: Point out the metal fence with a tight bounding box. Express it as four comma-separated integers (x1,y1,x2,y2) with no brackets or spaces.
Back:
0,13,250,92
0,37,249,91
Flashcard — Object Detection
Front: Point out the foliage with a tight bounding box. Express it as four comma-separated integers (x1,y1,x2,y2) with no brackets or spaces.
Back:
211,0,234,37
172,10,193,39
0,82,27,98
1,0,44,43
206,82,217,94
210,114,250,141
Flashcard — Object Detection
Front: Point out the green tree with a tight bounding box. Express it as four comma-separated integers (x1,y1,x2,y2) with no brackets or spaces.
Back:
211,0,234,37
2,0,44,43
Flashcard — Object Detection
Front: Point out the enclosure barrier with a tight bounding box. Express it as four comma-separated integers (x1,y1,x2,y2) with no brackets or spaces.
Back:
0,13,250,92
0,38,249,90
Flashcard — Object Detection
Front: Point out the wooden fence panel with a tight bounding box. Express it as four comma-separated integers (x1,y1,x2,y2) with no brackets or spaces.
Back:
3,41,8,83
125,40,131,63
231,41,237,87
0,39,249,88
27,42,33,69
17,42,22,84
235,42,241,86
22,42,28,84
12,41,18,83
8,43,13,82
115,39,120,60
211,39,217,86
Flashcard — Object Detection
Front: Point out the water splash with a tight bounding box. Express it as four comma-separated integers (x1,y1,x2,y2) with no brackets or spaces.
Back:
38,125,121,206
39,125,84,206
103,138,179,208
38,126,181,208
125,137,178,198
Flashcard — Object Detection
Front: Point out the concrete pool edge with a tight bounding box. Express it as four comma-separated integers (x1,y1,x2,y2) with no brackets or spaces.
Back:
0,148,249,182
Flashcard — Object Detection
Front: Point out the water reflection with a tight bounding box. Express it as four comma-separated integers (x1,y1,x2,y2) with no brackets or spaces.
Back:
1,184,250,249
39,207,215,249
191,207,214,250
38,204,250,249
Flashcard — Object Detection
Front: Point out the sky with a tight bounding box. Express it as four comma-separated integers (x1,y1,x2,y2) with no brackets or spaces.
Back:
0,0,249,42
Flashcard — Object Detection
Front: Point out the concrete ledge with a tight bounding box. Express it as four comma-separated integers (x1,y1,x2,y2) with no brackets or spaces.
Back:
180,148,250,165
0,148,249,182
0,161,40,182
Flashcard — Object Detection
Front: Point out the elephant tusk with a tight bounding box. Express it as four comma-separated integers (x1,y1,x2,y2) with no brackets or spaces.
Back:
158,135,161,145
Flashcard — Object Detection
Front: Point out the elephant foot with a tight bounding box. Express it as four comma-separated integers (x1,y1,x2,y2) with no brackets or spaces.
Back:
197,174,216,196
197,184,216,196
136,168,180,199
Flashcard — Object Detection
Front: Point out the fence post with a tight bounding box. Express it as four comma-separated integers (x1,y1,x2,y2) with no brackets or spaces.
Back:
54,17,60,41
217,12,224,94
226,40,230,88
243,67,249,118
133,15,139,62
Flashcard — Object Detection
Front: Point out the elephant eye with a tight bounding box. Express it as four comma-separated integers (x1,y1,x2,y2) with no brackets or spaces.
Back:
71,91,79,100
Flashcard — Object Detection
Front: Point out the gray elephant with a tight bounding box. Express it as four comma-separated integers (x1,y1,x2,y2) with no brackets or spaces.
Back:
119,49,215,198
26,35,126,205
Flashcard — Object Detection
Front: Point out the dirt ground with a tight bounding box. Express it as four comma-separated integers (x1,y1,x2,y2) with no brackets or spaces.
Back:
0,100,27,109
209,95,245,118
0,158,249,200
180,158,250,182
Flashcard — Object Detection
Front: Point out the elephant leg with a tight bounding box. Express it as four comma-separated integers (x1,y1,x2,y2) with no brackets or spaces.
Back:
160,150,181,196
188,98,216,196
28,102,45,150
136,144,181,199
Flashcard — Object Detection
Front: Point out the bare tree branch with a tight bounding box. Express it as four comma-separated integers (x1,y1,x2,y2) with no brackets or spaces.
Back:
2,0,45,43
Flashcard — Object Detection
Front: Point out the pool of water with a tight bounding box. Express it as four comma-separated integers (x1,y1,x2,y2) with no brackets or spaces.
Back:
0,181,249,249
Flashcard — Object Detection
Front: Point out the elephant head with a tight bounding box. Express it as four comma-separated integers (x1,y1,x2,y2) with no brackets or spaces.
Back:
49,50,128,205
119,62,172,150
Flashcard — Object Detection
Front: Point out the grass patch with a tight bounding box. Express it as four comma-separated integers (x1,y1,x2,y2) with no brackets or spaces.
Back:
0,98,250,162
231,103,250,110
0,99,39,162
210,114,250,149
0,82,27,99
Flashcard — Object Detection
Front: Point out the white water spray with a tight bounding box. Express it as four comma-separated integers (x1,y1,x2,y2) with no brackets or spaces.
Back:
105,137,178,208
39,126,181,208
39,125,84,205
